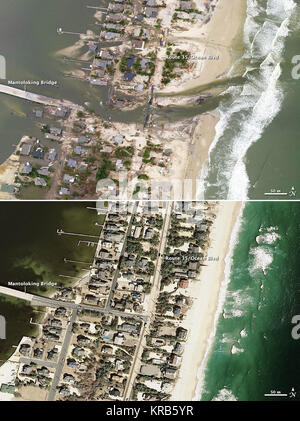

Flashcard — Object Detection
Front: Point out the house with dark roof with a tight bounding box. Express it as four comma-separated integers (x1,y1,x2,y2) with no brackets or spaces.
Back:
124,72,136,81
33,147,44,159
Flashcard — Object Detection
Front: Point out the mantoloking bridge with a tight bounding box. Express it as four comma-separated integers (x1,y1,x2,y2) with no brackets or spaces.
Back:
0,83,82,110
0,286,34,302
0,286,147,322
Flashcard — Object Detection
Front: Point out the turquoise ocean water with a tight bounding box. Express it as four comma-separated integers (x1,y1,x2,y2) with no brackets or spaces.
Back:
199,201,300,401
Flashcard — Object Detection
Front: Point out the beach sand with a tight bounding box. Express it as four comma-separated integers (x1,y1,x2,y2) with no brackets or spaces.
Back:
162,0,247,94
184,111,219,198
171,201,243,401
156,0,247,193
0,152,19,200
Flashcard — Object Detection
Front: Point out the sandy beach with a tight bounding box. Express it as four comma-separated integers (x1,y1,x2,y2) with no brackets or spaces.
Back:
171,201,243,401
162,0,247,94
0,152,19,200
155,0,247,192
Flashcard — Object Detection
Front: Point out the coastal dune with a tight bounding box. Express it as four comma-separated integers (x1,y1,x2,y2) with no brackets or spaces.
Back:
171,201,243,401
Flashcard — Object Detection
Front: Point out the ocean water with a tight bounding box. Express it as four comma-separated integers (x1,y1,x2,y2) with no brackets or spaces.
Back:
0,0,144,163
200,0,300,200
0,201,104,363
197,201,300,401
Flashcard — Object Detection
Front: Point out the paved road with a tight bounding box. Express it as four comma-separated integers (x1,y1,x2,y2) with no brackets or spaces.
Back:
0,286,33,302
48,309,77,401
0,83,81,109
123,202,173,400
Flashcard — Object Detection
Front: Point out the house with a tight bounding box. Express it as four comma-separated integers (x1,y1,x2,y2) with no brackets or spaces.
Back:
22,365,33,375
188,270,197,278
107,13,123,22
176,327,188,340
45,133,61,141
88,42,97,53
67,359,77,369
59,386,70,396
118,323,138,333
38,168,51,177
99,50,114,60
114,135,124,144
173,342,184,356
95,59,112,69
145,7,158,18
19,143,31,156
77,136,90,144
144,228,154,239
33,348,43,359
108,3,124,12
48,149,57,161
134,84,144,92
124,72,136,81
133,226,142,238
67,158,77,168
116,160,123,170
169,353,182,367
63,374,75,384
19,344,31,356
59,187,70,196
95,69,105,78
63,174,75,184
50,127,62,136
126,55,135,68
164,367,177,380
74,146,86,155
140,58,149,70
34,177,47,187
33,147,44,159
55,107,68,118
104,32,121,40
180,1,192,10
113,333,125,345
47,348,58,361
106,23,122,30
109,387,120,397
21,162,32,175
72,346,85,358
173,305,181,316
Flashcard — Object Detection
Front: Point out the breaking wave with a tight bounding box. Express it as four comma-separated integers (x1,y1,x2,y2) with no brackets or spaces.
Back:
199,0,297,200
212,388,238,401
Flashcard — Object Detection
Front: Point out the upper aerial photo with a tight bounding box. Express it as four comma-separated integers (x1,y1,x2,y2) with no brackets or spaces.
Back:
0,0,299,200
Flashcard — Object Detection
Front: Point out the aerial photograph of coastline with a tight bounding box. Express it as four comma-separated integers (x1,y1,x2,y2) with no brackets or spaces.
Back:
0,0,299,200
0,0,300,407
0,200,300,402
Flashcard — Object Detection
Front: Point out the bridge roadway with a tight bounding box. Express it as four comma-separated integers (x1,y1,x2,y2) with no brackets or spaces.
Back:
0,286,147,322
0,83,82,109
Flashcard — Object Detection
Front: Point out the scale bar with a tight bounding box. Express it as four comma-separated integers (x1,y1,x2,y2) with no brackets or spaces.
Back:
264,193,288,196
264,394,288,397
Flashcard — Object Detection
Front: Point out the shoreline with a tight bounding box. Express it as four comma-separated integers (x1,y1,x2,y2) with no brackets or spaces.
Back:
181,0,247,190
170,201,244,401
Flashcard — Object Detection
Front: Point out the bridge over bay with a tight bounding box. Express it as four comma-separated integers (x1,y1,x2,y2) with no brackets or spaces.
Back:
0,83,82,109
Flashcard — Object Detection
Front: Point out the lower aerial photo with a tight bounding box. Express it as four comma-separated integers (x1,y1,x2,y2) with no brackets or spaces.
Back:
0,200,300,403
